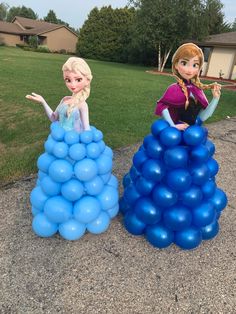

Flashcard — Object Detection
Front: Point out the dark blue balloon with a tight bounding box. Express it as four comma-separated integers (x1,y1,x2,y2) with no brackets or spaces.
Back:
166,168,192,192
164,146,188,168
183,125,206,146
142,159,166,182
119,197,130,214
135,197,162,225
152,184,178,208
129,166,140,182
175,226,202,250
190,163,210,185
163,205,192,231
210,188,228,212
206,158,219,177
146,223,174,248
151,119,170,137
159,127,182,147
192,202,215,227
124,211,146,235
180,185,203,207
190,144,209,164
143,134,153,149
122,173,131,188
201,179,216,198
205,140,215,157
201,220,219,240
135,176,155,196
146,136,164,159
123,184,141,206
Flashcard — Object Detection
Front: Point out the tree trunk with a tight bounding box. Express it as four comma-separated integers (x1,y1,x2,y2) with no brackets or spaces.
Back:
160,48,172,72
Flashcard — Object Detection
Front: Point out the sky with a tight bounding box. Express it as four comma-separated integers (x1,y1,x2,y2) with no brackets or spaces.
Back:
5,0,236,30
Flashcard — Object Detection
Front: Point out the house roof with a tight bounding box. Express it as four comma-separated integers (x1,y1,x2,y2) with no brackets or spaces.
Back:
0,20,23,34
195,32,236,48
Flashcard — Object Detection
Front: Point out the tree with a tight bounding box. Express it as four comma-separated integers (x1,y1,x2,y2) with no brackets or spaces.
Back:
231,18,236,31
0,2,9,21
6,5,37,22
44,10,58,24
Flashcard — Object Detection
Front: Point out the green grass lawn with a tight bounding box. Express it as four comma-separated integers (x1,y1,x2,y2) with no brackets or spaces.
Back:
0,46,235,184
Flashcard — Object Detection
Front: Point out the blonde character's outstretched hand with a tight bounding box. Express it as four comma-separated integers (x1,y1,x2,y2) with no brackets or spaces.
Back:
25,92,46,105
211,83,221,99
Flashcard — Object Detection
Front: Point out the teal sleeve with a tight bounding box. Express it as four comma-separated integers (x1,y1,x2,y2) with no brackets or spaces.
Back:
162,108,175,127
198,98,219,122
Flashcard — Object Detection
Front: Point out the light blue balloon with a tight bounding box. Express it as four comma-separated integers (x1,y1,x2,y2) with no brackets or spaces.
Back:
107,203,119,218
41,175,61,196
53,142,69,159
49,159,73,183
38,170,47,180
92,129,103,142
32,213,58,237
44,195,73,223
50,121,59,131
31,206,42,216
69,143,86,161
87,211,110,234
84,176,104,195
74,196,101,223
37,153,56,173
97,140,106,152
103,146,113,158
107,175,118,188
86,142,101,159
59,219,86,240
30,186,49,210
80,130,93,144
44,136,56,154
61,179,84,201
97,185,119,210
74,158,98,181
64,130,80,145
100,172,111,184
51,124,65,141
96,154,112,175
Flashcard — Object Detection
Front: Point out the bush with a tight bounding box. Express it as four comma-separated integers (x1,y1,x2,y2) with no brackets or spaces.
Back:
36,45,50,53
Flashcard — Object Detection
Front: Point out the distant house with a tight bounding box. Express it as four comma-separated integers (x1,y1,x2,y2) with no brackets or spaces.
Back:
194,32,236,80
0,16,78,53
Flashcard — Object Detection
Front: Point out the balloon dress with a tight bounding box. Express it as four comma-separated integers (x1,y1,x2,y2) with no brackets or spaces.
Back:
30,102,119,240
120,84,227,250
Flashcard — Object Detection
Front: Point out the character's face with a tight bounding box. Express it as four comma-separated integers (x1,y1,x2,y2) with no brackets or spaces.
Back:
175,55,200,81
63,70,89,94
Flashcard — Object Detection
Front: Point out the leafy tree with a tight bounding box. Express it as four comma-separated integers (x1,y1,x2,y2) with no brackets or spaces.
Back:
44,10,58,24
77,6,135,63
0,2,9,21
231,18,236,31
6,5,38,21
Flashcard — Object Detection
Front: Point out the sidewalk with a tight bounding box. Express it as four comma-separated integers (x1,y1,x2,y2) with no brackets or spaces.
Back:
0,118,236,314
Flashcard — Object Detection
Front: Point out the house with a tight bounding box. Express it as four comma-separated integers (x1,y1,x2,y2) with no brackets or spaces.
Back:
0,16,78,53
195,32,236,80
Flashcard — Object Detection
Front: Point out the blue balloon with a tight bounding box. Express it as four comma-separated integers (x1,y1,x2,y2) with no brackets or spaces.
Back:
97,140,106,153
74,158,98,181
142,159,165,182
51,125,65,141
69,143,86,161
86,142,101,159
84,176,104,195
64,130,80,145
167,168,192,192
107,175,118,188
145,136,164,159
180,185,203,207
44,136,56,154
190,144,209,164
151,119,169,137
100,172,111,184
61,179,84,201
164,146,188,168
58,219,86,240
183,125,206,146
103,146,113,158
192,202,215,227
143,134,153,149
123,184,141,206
210,188,227,212
37,170,47,180
163,205,192,231
96,154,112,175
41,176,61,196
206,158,219,177
135,176,155,196
201,220,219,240
133,149,148,171
124,211,146,235
119,197,130,214
190,163,210,185
97,185,119,210
80,130,93,144
87,211,110,234
152,184,178,208
50,121,59,131
52,142,69,159
44,195,73,223
92,129,103,142
37,153,56,173
49,159,73,183
122,173,131,188
107,203,119,218
175,226,202,249
31,206,41,216
201,179,216,198
146,223,174,248
30,186,49,210
129,166,140,182
32,213,58,237
135,197,162,225
74,196,101,223
159,127,182,147
205,140,215,157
